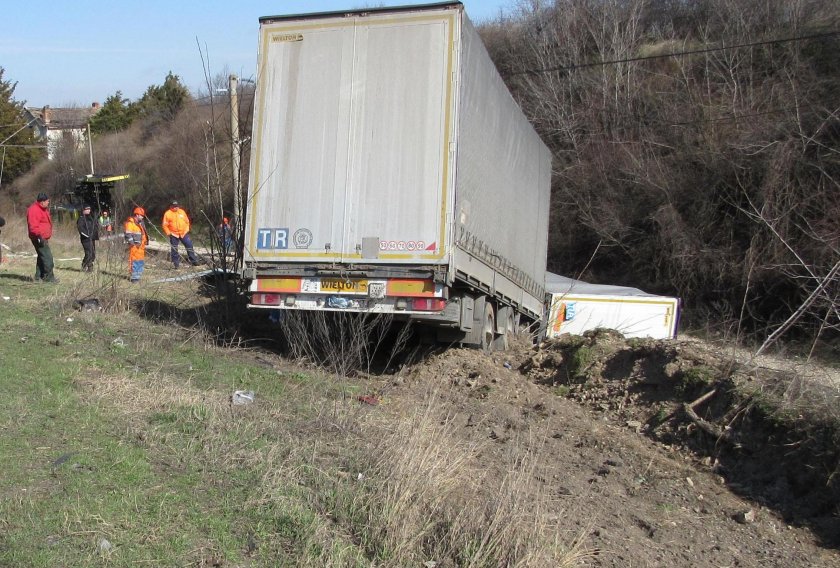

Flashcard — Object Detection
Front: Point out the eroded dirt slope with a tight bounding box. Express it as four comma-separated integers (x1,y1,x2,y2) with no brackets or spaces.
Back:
369,333,840,567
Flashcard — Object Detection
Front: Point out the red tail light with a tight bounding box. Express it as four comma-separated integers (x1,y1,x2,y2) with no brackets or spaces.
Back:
253,293,281,305
412,298,447,311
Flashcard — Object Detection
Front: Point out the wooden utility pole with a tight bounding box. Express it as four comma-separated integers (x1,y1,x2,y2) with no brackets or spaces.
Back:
229,74,240,224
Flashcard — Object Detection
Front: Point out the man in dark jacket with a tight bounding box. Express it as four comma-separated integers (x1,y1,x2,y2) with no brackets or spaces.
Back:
26,192,57,283
76,204,99,272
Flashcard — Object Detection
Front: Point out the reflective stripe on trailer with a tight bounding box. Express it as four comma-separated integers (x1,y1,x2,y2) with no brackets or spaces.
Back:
253,277,443,298
255,278,302,293
386,278,440,297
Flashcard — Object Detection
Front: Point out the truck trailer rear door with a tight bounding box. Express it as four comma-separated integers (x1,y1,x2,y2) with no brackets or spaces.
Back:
342,11,455,265
247,19,354,262
247,7,457,266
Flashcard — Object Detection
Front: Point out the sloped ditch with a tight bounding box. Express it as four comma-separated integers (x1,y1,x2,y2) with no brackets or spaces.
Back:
522,330,840,547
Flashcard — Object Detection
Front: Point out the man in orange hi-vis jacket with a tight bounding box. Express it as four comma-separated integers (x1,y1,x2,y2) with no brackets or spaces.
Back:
162,200,199,268
124,207,148,283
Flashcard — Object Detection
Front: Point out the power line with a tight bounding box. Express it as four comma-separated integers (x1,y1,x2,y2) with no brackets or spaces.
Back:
0,118,37,146
668,104,824,127
553,102,835,138
510,29,840,76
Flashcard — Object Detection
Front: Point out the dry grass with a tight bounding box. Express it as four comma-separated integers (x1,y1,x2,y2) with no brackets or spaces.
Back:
269,313,592,563
72,355,590,566
74,371,219,422
343,394,592,567
0,216,33,256
73,365,371,565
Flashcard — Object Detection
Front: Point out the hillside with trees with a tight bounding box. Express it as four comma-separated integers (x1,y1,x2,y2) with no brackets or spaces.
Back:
8,70,249,248
479,0,839,354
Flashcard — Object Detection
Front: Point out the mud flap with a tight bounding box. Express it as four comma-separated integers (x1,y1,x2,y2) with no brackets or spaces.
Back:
459,295,475,332
496,305,513,335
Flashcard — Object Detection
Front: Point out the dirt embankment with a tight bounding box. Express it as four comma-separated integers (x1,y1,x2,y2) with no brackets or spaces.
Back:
379,332,840,566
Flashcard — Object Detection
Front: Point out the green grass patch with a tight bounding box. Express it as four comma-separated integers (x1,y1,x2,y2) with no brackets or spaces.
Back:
675,364,717,397
0,278,368,567
567,345,595,382
552,384,571,397
0,258,577,566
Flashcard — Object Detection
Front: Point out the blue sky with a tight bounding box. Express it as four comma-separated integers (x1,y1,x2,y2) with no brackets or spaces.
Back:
1,0,517,107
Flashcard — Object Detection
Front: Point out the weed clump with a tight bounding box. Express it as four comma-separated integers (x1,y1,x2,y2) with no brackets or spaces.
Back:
675,365,717,397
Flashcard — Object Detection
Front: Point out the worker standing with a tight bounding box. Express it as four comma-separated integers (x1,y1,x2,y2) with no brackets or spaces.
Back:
217,217,233,254
162,200,199,268
124,207,148,283
76,204,99,272
98,210,114,235
26,192,58,283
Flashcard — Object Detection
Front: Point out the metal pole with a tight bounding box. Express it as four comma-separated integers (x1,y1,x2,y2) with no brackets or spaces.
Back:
87,123,95,174
230,74,240,225
0,147,5,191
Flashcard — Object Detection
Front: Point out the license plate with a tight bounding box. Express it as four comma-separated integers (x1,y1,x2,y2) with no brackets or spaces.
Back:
320,278,368,294
368,282,386,299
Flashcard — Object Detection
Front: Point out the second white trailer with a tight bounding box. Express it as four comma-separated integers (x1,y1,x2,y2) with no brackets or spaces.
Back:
545,273,680,340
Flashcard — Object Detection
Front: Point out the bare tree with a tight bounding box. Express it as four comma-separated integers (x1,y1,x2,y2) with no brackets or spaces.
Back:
479,0,840,350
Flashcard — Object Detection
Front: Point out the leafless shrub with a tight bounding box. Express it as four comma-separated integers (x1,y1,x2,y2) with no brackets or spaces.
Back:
277,311,415,377
49,276,131,316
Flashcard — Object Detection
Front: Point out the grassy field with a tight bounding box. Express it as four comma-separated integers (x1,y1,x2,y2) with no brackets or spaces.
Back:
0,225,372,567
0,228,580,567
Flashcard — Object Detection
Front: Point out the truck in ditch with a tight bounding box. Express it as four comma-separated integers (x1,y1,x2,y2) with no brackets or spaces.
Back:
242,1,551,349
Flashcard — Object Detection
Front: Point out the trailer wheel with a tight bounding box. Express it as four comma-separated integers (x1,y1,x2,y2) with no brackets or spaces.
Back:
480,301,495,352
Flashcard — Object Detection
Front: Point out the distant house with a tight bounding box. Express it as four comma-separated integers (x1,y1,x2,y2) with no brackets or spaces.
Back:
22,102,101,160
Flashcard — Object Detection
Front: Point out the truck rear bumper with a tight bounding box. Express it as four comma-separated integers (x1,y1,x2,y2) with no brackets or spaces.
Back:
249,292,462,325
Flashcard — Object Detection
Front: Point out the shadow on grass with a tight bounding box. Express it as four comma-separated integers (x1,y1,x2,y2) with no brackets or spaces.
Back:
132,271,439,375
132,272,262,340
0,273,34,282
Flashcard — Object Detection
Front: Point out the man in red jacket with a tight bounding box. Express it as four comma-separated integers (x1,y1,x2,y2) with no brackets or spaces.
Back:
26,192,58,283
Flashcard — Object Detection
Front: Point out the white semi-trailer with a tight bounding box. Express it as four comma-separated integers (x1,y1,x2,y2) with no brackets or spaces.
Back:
242,1,552,349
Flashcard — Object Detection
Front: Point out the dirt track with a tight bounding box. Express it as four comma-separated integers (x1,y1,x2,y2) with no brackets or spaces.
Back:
370,336,840,567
